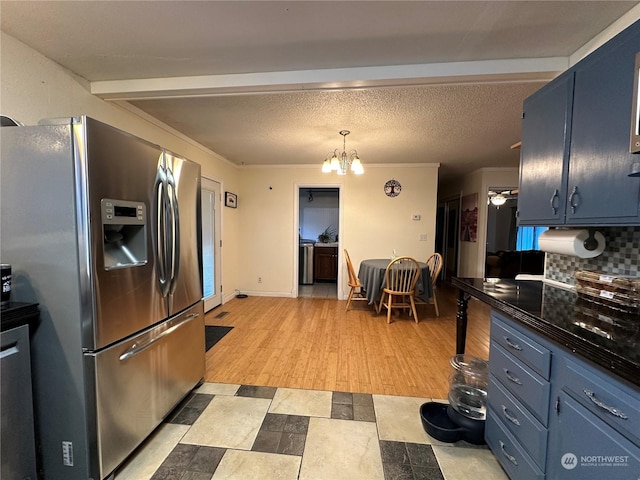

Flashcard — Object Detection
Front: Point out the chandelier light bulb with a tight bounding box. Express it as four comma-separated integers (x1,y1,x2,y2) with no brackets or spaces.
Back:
351,157,364,174
330,153,340,171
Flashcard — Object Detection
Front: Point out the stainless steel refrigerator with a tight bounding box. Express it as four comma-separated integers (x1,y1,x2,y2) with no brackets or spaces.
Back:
0,116,205,480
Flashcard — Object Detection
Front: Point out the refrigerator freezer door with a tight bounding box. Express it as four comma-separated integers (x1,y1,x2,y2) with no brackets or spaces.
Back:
83,118,167,349
88,301,205,479
164,151,203,316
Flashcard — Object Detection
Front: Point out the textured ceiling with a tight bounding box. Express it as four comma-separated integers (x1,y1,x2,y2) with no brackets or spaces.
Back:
130,83,544,172
1,1,638,181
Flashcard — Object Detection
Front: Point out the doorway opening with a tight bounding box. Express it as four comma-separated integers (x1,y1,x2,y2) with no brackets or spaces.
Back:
436,194,460,284
485,187,545,278
296,187,340,299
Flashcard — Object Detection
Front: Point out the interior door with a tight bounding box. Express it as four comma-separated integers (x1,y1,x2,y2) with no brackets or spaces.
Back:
201,177,222,311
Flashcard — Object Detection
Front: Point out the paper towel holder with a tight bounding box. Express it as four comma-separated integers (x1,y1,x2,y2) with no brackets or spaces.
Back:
583,229,600,252
539,228,605,258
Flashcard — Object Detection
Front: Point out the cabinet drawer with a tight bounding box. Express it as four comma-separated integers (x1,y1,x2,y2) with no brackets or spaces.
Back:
491,313,551,380
488,375,548,469
486,408,545,480
558,355,640,447
490,343,550,426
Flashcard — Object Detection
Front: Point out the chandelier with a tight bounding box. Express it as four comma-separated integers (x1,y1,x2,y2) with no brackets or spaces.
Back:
322,130,364,175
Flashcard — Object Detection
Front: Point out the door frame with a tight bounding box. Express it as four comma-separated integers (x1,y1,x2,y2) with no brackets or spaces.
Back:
438,193,461,283
201,176,222,311
293,183,343,299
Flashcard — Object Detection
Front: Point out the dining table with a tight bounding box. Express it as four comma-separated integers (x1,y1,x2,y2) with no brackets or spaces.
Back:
357,258,432,306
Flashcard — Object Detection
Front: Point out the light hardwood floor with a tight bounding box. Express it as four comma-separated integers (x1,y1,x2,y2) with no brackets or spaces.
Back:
204,285,491,400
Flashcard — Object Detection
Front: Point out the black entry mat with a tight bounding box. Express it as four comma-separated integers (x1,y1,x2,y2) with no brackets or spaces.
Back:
205,325,233,351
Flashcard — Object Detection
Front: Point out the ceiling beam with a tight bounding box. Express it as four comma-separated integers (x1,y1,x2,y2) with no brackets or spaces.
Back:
91,57,567,101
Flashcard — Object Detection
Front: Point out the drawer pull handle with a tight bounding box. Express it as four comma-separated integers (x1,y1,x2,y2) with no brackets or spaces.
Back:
503,336,522,351
503,368,522,385
583,389,628,420
502,405,521,426
499,440,518,466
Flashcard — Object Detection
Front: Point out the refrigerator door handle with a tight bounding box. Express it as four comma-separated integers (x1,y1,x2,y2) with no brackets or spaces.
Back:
155,165,170,297
167,167,180,294
118,312,200,361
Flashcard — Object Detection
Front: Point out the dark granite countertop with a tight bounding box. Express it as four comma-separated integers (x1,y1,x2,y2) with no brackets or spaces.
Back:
452,277,640,389
0,302,39,332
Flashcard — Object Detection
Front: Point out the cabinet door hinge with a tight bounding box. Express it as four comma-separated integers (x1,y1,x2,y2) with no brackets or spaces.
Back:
555,396,561,414
521,111,525,119
220,239,222,248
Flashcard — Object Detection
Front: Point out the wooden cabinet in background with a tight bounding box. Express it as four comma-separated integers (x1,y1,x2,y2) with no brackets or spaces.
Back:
314,246,338,281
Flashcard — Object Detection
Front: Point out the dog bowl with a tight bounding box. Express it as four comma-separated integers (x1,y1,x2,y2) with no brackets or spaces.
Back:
420,402,463,443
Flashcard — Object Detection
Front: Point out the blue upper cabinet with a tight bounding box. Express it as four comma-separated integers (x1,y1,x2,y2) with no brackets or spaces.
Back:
568,22,640,224
518,20,640,226
518,72,574,225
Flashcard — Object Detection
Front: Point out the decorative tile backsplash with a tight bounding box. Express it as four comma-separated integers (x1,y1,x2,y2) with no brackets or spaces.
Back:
545,226,640,285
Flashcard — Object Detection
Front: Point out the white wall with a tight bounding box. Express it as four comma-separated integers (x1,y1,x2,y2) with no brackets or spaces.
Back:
237,164,439,298
1,32,242,302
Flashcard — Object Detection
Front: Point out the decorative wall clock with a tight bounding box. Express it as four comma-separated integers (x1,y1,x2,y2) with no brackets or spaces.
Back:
384,179,402,197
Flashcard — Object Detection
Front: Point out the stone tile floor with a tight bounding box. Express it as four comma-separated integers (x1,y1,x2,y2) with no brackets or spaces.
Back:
114,383,508,480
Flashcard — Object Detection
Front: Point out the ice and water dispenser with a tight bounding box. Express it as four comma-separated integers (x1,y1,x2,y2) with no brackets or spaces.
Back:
101,199,147,269
421,354,488,444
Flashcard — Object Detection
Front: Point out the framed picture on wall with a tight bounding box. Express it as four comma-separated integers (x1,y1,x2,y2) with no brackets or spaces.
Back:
460,193,478,242
225,191,237,208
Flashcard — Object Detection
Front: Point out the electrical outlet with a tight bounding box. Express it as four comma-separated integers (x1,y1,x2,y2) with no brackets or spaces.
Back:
258,277,262,283
419,233,428,241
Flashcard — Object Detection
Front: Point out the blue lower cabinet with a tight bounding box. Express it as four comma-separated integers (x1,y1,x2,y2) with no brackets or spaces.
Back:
491,313,551,379
488,375,548,469
546,392,640,479
557,356,640,446
486,408,545,480
487,309,640,479
490,342,551,426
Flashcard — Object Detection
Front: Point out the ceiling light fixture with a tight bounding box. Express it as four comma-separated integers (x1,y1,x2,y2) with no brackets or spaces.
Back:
490,194,507,206
322,130,364,175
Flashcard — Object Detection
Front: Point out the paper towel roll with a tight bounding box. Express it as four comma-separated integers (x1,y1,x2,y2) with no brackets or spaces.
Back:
538,229,605,258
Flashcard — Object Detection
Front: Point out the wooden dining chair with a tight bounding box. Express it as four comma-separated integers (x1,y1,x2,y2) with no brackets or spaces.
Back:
417,252,443,316
344,249,367,311
376,256,421,323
